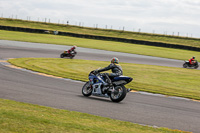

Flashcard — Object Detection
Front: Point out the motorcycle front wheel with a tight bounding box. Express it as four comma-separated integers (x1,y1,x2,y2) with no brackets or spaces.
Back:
110,85,127,103
60,53,65,58
82,81,92,97
183,63,187,68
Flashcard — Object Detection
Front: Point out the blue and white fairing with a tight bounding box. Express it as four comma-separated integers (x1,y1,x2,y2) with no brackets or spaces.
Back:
112,76,133,86
89,73,105,84
88,73,108,97
82,71,133,102
113,76,132,82
89,73,132,86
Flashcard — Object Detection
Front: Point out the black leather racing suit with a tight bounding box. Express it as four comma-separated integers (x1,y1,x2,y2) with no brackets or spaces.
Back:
97,63,123,85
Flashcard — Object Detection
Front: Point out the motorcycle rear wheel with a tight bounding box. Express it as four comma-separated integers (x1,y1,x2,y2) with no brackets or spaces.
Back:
110,85,127,103
82,81,92,97
70,56,74,59
194,65,199,69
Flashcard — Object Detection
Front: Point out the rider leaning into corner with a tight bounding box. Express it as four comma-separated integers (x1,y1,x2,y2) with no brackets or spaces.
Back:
66,45,77,55
94,57,123,88
189,56,196,65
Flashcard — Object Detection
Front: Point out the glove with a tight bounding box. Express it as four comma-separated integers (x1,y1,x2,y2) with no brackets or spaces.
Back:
94,70,99,74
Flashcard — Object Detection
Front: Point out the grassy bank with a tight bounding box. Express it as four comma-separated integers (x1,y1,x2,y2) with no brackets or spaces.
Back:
8,58,200,100
1,18,200,48
1,30,200,61
0,99,189,133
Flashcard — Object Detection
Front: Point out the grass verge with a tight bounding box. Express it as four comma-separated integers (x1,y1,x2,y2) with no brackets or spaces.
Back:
8,58,200,100
1,18,200,48
0,98,190,133
1,30,200,61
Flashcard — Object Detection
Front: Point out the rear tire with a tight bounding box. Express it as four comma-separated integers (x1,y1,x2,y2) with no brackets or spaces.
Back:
82,81,92,97
110,85,127,103
194,65,199,69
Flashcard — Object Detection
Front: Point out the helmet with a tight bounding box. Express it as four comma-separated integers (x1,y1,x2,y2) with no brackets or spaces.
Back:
72,45,77,50
111,57,119,64
193,56,195,59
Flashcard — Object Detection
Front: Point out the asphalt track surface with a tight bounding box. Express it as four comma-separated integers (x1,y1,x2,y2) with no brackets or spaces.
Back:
0,40,200,133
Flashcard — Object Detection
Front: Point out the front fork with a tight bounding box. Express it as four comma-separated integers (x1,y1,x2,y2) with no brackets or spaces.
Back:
89,79,93,89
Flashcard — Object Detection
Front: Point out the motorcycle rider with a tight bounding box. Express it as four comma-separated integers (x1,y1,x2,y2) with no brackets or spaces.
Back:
66,45,77,56
189,56,196,65
94,57,123,88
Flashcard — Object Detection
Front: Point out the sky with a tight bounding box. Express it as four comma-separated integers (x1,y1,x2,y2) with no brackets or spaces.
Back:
1,0,200,38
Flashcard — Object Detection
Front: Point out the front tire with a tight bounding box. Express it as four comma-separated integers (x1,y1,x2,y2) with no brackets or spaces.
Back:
183,63,187,68
60,53,65,58
110,85,127,103
82,81,92,97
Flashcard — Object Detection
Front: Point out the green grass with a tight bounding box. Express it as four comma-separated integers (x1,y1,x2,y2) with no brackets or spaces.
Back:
1,30,200,61
8,58,200,100
1,18,200,48
0,99,190,133
0,18,197,133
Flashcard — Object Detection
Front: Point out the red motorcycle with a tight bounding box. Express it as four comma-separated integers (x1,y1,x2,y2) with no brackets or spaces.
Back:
183,60,199,69
60,51,77,59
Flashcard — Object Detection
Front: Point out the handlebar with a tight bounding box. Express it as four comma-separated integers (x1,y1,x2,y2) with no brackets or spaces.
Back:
90,70,98,75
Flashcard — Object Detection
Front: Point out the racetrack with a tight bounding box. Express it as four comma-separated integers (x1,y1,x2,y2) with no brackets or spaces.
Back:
0,40,200,133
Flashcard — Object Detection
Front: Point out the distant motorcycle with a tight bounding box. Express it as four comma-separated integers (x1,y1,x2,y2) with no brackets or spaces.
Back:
60,51,76,59
183,60,199,69
82,70,133,102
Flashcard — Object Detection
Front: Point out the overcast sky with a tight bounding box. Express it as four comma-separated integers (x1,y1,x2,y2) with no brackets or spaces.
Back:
1,0,200,38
